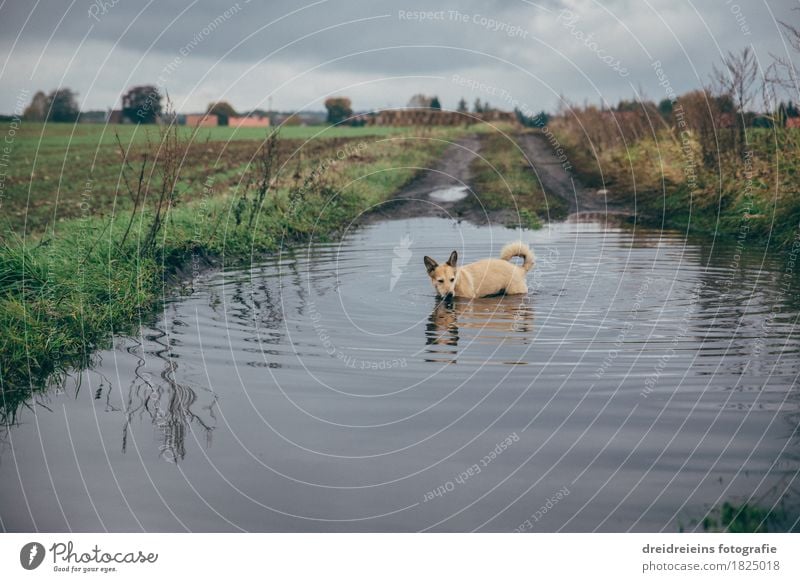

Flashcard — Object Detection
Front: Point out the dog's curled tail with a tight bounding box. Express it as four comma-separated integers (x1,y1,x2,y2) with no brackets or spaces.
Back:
500,241,535,272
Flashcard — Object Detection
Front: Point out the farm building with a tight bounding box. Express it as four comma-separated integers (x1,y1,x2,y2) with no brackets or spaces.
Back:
183,113,270,128
185,113,219,127
231,115,270,128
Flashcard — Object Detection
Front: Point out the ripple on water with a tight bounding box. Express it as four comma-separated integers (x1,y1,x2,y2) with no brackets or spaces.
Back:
1,217,798,532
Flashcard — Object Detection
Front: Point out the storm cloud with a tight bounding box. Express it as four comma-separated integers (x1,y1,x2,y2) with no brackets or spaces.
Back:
0,0,797,114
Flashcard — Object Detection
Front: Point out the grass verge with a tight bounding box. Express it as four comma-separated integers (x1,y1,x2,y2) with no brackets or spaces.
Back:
469,129,569,229
547,120,800,249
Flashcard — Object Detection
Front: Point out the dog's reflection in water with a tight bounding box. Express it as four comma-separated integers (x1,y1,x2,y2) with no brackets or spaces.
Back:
424,295,534,363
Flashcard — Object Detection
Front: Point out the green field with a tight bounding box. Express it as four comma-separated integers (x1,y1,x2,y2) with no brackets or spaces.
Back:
11,121,407,149
1,123,416,233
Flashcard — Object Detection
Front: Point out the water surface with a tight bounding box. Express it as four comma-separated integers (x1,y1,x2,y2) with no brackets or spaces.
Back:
428,186,470,202
1,216,798,532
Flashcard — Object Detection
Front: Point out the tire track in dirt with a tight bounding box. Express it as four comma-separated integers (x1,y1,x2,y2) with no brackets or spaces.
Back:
360,134,488,224
362,131,630,226
517,132,627,216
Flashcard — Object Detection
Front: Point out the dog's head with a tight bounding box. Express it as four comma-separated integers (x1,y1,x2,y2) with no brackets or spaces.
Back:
424,251,458,299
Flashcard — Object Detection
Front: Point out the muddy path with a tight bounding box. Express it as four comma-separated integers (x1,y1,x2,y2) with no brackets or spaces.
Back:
517,132,630,217
359,134,503,225
362,131,630,227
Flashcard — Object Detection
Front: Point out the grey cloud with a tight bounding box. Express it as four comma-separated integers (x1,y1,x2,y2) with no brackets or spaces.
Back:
0,0,797,113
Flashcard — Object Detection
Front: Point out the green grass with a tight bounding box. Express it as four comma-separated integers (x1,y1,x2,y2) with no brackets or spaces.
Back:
0,126,464,423
548,123,800,249
12,121,407,150
469,130,569,228
1,122,413,233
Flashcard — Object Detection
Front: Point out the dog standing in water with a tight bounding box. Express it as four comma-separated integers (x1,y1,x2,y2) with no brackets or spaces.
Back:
423,241,534,299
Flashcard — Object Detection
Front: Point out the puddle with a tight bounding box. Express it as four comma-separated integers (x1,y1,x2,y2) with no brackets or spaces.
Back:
428,186,469,203
2,217,799,532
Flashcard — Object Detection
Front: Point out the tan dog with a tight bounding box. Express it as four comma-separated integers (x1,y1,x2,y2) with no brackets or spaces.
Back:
424,241,534,299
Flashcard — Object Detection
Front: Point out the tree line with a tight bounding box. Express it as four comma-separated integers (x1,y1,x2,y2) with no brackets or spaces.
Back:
323,93,505,126
21,84,272,126
22,85,164,124
545,36,800,170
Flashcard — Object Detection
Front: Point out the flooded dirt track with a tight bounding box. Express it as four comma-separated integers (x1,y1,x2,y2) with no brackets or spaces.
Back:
361,134,521,226
2,213,799,532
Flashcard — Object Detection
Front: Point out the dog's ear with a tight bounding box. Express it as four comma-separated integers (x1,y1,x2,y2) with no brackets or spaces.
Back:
446,250,458,267
424,256,438,274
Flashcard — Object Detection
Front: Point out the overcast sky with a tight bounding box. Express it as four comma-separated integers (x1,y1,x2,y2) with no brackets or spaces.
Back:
1,0,798,115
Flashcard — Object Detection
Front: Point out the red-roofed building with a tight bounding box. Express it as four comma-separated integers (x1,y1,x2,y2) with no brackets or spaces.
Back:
185,113,218,127
232,115,270,128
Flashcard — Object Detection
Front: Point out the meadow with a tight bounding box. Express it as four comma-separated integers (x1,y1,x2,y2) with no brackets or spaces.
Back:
2,122,410,233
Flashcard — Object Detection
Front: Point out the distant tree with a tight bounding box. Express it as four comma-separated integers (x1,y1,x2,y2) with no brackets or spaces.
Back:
531,110,550,127
657,98,673,118
407,94,433,108
751,115,773,129
473,98,483,113
715,93,735,113
513,108,542,127
207,101,237,125
46,88,79,122
23,91,49,121
615,99,639,112
122,85,162,124
775,100,799,127
430,96,442,110
457,98,468,113
324,97,353,125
